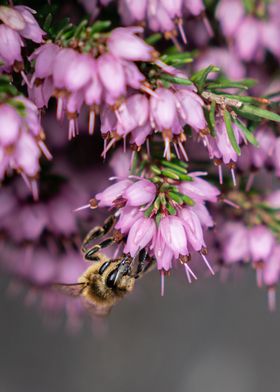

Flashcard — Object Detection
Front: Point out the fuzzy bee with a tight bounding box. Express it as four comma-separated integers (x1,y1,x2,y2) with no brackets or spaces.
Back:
53,215,154,316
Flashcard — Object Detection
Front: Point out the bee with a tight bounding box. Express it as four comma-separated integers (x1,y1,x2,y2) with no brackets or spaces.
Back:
53,215,154,316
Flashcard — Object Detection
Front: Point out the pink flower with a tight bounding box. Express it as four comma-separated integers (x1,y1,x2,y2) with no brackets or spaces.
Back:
14,6,45,43
180,208,205,251
0,5,26,30
0,104,21,146
116,94,149,135
95,180,132,207
108,27,154,61
221,222,250,264
115,206,143,234
124,217,156,256
263,245,280,287
0,25,22,67
154,231,173,271
31,43,60,81
63,53,93,92
248,226,275,263
235,17,261,61
179,172,220,203
183,0,205,16
97,53,126,101
216,0,244,36
124,179,156,206
159,216,188,257
150,88,177,131
176,88,206,130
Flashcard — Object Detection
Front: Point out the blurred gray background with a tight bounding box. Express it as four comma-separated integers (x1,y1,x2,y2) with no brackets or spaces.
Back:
0,270,279,392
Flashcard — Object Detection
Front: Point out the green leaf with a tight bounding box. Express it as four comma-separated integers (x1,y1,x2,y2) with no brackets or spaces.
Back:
162,169,180,180
191,65,220,91
207,78,256,91
209,101,216,135
43,13,53,31
166,204,177,215
233,104,280,123
159,74,193,86
160,160,188,174
181,194,195,206
168,191,183,204
233,117,259,147
223,110,241,155
145,33,162,45
90,20,111,35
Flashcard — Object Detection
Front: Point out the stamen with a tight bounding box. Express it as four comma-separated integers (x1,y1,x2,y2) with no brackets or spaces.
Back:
178,141,189,161
222,198,240,209
155,59,177,75
200,253,215,275
174,143,181,159
141,84,159,99
68,119,76,140
218,165,223,185
56,97,64,120
101,138,115,159
184,264,197,283
245,173,255,192
268,287,276,312
202,15,214,37
163,138,171,160
161,270,165,297
74,204,91,212
256,268,263,288
31,180,39,201
177,19,187,44
38,141,52,160
231,168,237,187
20,71,31,88
89,110,95,135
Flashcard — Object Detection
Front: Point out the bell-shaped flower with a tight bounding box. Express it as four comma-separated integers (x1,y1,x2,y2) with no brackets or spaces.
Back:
0,25,22,67
180,208,205,251
95,180,132,207
97,53,126,100
124,217,156,256
248,225,275,263
154,231,173,271
14,6,45,43
179,172,220,203
150,88,177,131
0,104,21,146
115,206,143,234
124,179,156,207
108,27,154,61
159,216,188,258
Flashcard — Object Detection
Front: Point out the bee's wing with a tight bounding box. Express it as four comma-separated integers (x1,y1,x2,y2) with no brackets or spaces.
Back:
52,282,86,297
83,299,113,318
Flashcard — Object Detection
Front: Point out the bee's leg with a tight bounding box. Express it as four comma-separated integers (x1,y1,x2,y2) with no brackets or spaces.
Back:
84,237,115,261
81,214,116,253
134,249,155,278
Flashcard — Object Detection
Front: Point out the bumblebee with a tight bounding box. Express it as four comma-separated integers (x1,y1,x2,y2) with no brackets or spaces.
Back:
54,215,154,316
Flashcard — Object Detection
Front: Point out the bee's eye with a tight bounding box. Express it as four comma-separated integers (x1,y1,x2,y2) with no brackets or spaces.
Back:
106,269,118,288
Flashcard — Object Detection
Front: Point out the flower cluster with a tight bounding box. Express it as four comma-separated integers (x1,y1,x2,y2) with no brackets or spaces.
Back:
0,95,51,198
216,0,280,62
80,0,211,43
82,158,220,292
29,26,175,139
0,5,45,78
